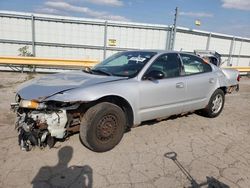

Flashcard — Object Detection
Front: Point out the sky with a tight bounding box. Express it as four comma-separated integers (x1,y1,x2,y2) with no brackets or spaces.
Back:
0,0,250,38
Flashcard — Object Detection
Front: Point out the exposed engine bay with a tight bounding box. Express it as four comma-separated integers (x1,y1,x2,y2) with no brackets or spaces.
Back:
11,100,81,151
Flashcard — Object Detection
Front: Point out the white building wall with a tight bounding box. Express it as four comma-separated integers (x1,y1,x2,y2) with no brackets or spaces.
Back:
0,11,249,67
232,40,242,56
231,57,250,66
241,42,250,55
209,37,232,54
174,32,208,51
107,26,167,49
35,46,103,60
35,20,104,46
0,17,31,41
0,43,32,56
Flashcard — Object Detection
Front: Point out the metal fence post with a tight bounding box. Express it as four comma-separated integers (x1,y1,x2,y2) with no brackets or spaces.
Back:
206,33,211,50
103,21,108,60
228,37,235,66
31,14,36,57
172,7,178,50
168,26,173,50
165,27,171,50
169,7,178,50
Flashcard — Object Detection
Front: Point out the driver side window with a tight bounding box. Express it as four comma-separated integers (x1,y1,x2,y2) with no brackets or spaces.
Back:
146,53,181,79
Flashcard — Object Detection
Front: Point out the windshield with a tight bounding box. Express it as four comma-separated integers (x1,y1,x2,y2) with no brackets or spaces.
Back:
91,51,157,77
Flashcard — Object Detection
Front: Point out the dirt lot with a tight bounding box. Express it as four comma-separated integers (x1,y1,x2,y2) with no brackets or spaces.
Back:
0,71,250,188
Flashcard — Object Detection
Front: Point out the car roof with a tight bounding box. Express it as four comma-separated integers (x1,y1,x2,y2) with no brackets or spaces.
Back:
124,49,194,54
124,50,201,58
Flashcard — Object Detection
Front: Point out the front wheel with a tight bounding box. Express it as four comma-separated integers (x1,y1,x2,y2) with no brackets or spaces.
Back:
80,102,126,152
201,89,225,118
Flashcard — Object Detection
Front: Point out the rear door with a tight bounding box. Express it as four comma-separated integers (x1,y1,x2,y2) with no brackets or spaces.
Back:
179,53,217,112
138,53,186,121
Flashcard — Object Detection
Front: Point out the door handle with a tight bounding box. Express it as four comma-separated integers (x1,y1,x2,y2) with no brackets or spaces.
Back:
176,82,184,88
209,78,215,83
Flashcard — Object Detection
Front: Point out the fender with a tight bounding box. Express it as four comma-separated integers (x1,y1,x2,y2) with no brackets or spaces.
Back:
45,79,142,124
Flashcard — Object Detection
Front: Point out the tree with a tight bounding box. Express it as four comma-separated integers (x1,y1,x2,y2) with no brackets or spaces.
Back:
18,46,33,57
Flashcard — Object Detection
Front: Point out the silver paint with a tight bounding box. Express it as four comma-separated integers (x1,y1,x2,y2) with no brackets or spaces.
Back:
16,51,239,125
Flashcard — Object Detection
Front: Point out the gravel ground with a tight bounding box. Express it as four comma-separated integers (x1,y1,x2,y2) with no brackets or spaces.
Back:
0,71,250,188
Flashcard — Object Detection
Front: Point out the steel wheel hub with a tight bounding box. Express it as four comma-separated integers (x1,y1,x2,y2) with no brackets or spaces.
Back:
212,94,223,114
96,114,117,142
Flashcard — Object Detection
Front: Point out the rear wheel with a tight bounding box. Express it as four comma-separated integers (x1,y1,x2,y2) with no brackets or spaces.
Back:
80,102,126,152
201,89,225,118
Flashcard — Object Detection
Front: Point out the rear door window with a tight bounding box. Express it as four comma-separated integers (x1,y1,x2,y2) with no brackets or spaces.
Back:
180,54,212,75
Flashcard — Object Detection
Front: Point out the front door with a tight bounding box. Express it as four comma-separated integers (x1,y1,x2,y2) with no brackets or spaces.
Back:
138,53,185,121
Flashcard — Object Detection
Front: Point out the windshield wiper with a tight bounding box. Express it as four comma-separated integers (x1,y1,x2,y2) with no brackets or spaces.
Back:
91,69,112,76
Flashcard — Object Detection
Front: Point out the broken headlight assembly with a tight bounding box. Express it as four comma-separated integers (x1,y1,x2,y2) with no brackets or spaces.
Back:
13,98,81,151
19,100,47,109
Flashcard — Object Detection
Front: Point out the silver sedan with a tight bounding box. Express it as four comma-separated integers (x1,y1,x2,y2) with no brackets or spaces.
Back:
12,50,239,152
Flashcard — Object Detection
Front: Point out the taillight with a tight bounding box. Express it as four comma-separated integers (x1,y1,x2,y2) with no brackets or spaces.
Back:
237,75,240,82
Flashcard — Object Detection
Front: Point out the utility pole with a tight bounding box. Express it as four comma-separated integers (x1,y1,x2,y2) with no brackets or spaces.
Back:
169,7,178,50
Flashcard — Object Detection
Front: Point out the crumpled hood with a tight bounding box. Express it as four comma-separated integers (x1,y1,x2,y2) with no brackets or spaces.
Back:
17,70,126,101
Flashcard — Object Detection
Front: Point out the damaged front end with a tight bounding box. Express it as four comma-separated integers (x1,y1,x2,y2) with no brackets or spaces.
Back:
11,97,81,151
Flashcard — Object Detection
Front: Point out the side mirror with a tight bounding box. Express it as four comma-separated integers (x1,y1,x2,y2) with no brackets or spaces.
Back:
143,70,165,80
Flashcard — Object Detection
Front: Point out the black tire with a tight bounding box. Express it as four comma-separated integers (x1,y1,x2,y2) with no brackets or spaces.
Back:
201,89,225,118
80,102,126,152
